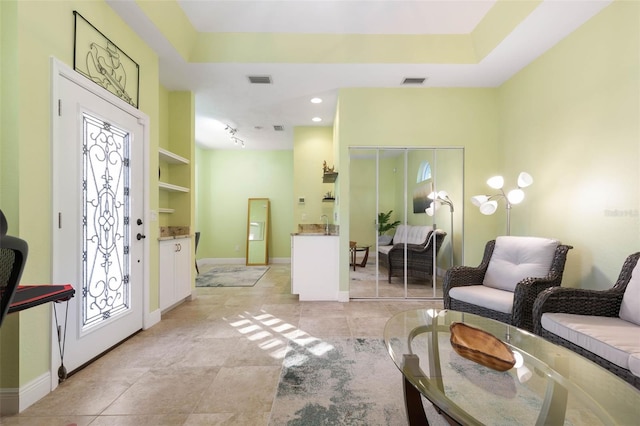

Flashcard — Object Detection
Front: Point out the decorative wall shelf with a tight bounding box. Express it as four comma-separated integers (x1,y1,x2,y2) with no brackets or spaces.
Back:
323,172,338,183
322,198,335,202
158,208,176,214
159,182,189,193
159,148,189,165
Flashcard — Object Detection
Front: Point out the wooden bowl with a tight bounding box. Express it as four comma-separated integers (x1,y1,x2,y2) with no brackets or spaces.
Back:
449,322,516,372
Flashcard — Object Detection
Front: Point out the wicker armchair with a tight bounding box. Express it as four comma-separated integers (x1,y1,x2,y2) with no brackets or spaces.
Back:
533,252,640,389
379,229,446,283
444,237,572,331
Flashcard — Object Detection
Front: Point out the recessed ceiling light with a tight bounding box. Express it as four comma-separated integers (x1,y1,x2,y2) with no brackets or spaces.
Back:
312,117,322,122
310,97,322,104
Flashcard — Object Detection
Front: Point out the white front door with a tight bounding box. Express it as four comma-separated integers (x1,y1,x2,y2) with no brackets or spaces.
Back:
52,63,146,377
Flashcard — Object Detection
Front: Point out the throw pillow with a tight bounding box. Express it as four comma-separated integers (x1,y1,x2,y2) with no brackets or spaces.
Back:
378,235,393,246
619,262,640,325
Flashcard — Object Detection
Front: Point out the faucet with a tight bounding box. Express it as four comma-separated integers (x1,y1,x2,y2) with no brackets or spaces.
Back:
321,215,329,235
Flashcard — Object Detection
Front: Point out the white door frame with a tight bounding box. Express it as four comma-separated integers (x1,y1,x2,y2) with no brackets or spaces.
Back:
49,57,152,390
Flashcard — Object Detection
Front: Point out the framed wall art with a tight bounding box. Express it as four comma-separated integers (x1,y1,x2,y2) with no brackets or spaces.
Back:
73,11,140,108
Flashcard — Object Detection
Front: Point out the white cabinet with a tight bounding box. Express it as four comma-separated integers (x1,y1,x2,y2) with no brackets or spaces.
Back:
291,235,339,301
159,238,192,311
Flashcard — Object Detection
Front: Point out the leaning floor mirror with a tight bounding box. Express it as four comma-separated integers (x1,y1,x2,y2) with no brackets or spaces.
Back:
246,198,270,265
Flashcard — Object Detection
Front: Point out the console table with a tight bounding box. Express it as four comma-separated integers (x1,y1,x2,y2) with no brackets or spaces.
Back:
384,309,640,425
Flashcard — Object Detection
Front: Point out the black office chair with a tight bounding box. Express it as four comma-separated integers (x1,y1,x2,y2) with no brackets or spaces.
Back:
0,209,29,327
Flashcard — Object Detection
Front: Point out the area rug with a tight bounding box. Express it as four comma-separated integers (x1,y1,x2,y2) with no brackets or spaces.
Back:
195,265,269,287
268,337,447,426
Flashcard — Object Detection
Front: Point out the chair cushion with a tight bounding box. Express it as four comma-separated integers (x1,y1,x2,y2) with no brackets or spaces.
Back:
448,285,514,314
392,225,432,245
378,245,392,256
619,262,640,325
541,313,640,370
629,353,640,378
483,236,559,292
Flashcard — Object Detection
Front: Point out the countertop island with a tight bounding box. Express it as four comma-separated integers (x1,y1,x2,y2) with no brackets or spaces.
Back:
291,224,340,301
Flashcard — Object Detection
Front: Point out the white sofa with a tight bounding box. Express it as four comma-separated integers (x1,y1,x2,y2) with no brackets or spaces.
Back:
378,225,446,283
533,252,640,389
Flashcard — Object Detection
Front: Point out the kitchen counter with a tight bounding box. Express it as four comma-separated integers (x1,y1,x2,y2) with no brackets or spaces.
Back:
291,234,339,301
158,234,192,241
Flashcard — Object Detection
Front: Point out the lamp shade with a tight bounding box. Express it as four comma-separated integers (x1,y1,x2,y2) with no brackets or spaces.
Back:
517,172,533,188
471,195,488,207
427,191,437,200
487,176,504,189
425,201,441,216
479,200,498,215
507,189,525,204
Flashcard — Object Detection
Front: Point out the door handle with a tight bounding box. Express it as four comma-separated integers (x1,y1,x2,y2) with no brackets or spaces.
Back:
137,218,143,225
137,233,146,240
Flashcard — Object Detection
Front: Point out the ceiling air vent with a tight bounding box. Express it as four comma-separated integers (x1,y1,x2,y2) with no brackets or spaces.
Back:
273,125,285,131
248,75,272,84
402,77,427,85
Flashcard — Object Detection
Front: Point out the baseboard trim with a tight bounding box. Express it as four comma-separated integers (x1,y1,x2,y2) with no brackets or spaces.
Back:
0,371,51,415
337,291,349,302
144,308,161,330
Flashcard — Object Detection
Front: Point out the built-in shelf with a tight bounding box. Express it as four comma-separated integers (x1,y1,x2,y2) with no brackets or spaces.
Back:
159,208,176,214
159,148,189,165
323,172,338,183
159,182,190,193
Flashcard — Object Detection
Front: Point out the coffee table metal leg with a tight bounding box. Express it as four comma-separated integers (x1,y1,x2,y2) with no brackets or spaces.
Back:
403,376,429,426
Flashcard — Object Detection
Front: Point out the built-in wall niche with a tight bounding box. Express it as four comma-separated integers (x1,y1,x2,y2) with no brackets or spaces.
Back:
348,147,464,300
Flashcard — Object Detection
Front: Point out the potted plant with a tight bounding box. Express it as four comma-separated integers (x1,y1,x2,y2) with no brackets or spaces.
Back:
378,210,401,241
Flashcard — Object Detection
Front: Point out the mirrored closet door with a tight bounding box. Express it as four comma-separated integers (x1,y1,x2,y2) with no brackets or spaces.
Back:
349,147,464,299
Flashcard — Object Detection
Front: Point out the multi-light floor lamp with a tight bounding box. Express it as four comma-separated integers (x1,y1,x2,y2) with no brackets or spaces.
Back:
425,190,454,268
470,172,533,236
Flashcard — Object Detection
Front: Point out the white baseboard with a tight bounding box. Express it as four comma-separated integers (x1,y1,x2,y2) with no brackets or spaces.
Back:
337,291,349,302
198,258,244,266
144,309,161,330
0,372,51,415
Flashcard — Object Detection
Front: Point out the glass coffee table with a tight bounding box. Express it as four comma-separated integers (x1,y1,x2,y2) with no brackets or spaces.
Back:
384,309,640,425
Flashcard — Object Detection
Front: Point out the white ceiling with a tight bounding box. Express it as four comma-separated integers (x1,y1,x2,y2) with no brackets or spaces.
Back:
107,0,612,151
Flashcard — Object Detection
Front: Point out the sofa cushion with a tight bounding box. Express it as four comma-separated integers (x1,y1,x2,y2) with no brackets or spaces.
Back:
449,285,514,314
619,262,640,325
541,313,640,370
629,353,640,378
392,225,432,245
483,236,559,292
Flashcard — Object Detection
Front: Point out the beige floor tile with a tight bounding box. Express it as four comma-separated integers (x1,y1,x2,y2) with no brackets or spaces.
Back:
194,366,281,414
102,367,219,415
19,378,132,416
184,412,270,425
298,316,352,337
89,414,189,425
9,263,449,424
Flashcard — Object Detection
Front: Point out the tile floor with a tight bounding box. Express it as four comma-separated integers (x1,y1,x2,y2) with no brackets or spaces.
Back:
1,264,443,426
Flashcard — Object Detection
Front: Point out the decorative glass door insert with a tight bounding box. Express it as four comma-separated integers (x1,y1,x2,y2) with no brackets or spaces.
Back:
82,112,131,330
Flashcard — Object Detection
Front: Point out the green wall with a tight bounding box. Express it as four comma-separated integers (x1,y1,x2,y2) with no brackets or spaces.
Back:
335,1,639,293
497,0,639,289
336,88,500,292
293,127,336,230
195,148,293,261
0,0,161,390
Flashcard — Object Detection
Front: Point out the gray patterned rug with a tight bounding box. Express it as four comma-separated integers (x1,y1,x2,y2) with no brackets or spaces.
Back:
195,265,269,287
268,337,447,426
